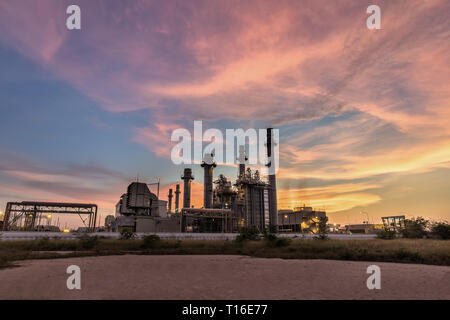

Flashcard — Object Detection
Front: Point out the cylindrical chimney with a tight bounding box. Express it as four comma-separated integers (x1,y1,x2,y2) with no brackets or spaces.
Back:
267,128,278,230
182,168,194,208
237,145,247,178
201,153,216,208
168,188,173,213
175,184,181,212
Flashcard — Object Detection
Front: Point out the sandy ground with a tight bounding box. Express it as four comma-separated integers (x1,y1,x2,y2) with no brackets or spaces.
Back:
0,255,448,300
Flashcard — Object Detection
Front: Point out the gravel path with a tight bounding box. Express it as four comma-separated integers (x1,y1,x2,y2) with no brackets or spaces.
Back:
0,255,448,299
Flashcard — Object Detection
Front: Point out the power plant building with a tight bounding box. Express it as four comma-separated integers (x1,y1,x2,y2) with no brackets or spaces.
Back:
177,129,278,233
108,128,325,234
2,128,328,234
278,206,326,233
114,182,176,232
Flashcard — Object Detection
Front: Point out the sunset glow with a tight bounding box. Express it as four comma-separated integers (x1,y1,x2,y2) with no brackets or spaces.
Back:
1,0,449,227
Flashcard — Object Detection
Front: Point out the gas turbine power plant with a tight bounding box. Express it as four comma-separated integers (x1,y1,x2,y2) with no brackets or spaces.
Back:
1,128,327,234
110,128,280,233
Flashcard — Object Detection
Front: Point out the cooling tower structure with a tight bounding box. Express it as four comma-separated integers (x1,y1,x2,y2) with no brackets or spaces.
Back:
181,168,194,208
201,153,216,208
168,188,173,213
266,128,278,230
175,184,181,212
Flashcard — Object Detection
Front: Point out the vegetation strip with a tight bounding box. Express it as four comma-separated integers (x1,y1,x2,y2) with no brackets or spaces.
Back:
1,235,449,269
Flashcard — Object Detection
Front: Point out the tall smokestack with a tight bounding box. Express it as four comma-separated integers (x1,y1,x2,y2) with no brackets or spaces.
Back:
181,168,194,208
267,128,278,231
201,153,216,208
237,145,247,178
168,188,173,213
175,184,181,212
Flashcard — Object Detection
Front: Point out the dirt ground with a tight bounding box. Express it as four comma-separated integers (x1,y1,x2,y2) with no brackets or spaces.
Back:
0,255,448,300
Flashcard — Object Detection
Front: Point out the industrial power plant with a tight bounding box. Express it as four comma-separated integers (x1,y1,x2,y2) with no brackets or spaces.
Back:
1,128,327,234
109,128,280,233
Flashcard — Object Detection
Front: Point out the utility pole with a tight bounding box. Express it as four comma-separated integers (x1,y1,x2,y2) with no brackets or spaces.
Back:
148,179,161,199
361,211,370,224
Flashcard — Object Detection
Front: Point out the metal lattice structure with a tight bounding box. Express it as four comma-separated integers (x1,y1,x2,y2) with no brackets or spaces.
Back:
2,201,98,231
180,208,234,233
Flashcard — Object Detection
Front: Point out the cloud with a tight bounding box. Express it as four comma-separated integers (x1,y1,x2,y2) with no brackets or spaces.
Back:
133,122,180,158
0,152,127,210
0,0,449,217
277,178,383,212
0,1,67,63
2,0,447,130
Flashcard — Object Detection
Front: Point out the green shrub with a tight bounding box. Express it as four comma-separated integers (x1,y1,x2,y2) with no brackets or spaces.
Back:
120,228,135,240
142,234,161,248
36,237,50,250
262,230,277,241
377,228,397,240
399,217,429,239
262,231,291,247
430,221,450,240
79,235,99,249
235,226,260,242
394,248,421,262
273,237,292,247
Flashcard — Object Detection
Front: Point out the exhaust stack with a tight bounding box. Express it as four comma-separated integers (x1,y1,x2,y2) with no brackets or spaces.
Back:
266,128,278,230
201,153,216,208
181,168,194,208
237,145,247,178
175,184,181,212
168,188,173,213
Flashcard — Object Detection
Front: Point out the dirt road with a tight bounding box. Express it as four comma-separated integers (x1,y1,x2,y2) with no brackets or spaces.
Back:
0,255,448,299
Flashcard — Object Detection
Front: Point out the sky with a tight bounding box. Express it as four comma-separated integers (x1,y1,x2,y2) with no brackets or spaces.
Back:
0,0,449,227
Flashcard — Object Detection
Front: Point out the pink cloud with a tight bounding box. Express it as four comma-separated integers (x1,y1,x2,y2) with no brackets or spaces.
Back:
1,0,449,218
132,122,180,158
0,1,67,63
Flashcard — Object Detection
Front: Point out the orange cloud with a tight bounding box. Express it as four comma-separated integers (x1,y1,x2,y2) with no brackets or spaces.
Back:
277,181,382,212
1,0,449,220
